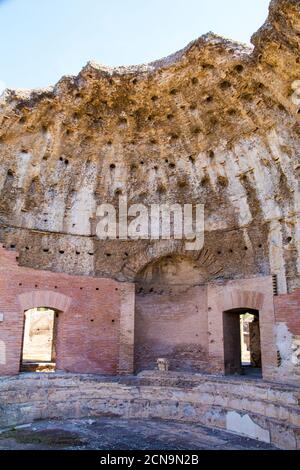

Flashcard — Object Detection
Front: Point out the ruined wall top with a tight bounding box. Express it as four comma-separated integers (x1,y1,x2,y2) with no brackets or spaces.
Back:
0,0,299,293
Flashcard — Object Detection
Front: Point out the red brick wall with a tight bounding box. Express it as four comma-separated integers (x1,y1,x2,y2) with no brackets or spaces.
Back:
134,286,209,373
0,246,134,376
0,243,285,380
274,289,300,335
207,277,277,380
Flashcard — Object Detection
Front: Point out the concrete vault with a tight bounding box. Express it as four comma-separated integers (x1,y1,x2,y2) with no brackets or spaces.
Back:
0,0,300,450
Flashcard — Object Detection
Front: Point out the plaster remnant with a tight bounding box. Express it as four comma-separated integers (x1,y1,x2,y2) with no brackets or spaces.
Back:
226,411,270,443
0,340,6,365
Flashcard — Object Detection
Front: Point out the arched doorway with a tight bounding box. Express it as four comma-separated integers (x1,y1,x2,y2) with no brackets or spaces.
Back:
223,308,262,377
20,307,59,373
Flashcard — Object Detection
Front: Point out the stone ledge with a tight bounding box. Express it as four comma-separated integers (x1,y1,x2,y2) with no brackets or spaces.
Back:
0,372,299,449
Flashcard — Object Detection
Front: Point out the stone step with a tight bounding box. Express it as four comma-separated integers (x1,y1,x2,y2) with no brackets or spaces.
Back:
0,372,299,449
137,371,300,407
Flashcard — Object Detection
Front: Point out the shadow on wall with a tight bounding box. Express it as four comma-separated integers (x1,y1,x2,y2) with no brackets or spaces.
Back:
134,254,211,373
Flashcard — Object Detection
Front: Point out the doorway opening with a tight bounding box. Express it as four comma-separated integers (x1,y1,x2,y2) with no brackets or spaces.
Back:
223,308,262,378
20,307,58,373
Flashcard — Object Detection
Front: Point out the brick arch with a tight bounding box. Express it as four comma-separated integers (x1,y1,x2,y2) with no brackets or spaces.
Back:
122,241,222,281
18,290,72,313
208,277,277,378
122,241,183,280
221,289,265,313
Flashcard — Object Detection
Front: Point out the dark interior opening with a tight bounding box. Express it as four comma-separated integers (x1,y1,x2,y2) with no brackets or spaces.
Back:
223,308,262,378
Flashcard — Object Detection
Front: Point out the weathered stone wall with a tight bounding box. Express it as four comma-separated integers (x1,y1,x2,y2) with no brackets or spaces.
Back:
0,372,299,449
0,0,299,294
275,289,300,336
0,246,135,376
274,289,300,381
207,276,280,379
0,0,299,382
135,286,208,373
134,255,209,372
0,244,284,381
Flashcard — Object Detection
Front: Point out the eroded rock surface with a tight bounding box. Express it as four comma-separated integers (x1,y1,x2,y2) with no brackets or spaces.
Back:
0,0,299,295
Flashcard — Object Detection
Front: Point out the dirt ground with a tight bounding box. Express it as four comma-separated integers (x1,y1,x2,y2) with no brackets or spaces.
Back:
0,417,276,450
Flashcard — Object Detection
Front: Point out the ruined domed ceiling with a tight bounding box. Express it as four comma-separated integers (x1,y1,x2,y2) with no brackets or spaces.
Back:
0,0,299,292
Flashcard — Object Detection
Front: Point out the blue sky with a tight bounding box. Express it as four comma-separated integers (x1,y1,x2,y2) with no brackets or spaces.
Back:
0,0,270,92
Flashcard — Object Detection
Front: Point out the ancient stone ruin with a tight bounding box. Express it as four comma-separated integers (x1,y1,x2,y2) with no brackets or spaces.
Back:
0,0,299,450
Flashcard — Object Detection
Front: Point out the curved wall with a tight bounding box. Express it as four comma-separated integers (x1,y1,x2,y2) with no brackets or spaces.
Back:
0,246,135,376
0,0,299,295
0,372,299,450
0,0,300,385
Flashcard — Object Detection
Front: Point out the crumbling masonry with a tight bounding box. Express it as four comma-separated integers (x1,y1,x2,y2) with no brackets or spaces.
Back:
0,0,300,449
